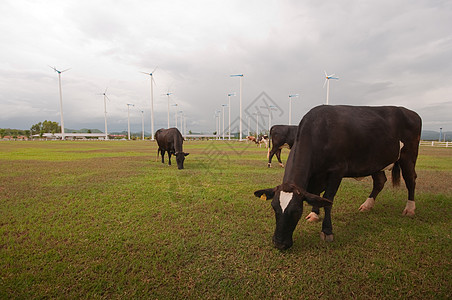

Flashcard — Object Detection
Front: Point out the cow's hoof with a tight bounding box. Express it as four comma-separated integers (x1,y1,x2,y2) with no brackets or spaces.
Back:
359,198,375,212
402,200,416,217
279,163,284,168
305,212,320,223
320,232,334,242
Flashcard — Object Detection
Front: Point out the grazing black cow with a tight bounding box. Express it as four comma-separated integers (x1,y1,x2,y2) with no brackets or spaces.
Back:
254,105,421,250
155,128,189,169
267,125,298,168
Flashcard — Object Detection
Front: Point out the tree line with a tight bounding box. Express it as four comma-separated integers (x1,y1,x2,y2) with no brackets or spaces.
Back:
1,120,60,138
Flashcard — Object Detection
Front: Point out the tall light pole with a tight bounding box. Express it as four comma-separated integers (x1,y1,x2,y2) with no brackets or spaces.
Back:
247,115,251,137
179,111,184,136
254,112,259,137
172,103,178,129
266,105,277,132
288,94,299,125
227,93,235,140
140,109,145,140
49,66,70,140
127,103,134,140
439,128,443,142
141,68,157,140
230,74,243,140
222,104,227,140
166,92,172,128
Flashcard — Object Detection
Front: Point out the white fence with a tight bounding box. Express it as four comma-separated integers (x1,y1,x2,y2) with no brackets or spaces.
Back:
420,141,451,148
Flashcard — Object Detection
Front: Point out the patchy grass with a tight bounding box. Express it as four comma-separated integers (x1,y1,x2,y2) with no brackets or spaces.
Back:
0,141,451,299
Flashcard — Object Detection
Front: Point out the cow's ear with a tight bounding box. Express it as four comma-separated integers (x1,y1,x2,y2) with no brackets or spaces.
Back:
302,191,333,207
184,152,189,156
254,188,275,200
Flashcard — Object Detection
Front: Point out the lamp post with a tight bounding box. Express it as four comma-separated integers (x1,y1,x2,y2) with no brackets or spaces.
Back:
127,103,135,140
288,94,299,125
221,104,227,140
266,105,277,132
227,93,235,140
230,74,244,140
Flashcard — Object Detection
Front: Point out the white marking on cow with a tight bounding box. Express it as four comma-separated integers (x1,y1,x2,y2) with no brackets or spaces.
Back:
279,192,293,213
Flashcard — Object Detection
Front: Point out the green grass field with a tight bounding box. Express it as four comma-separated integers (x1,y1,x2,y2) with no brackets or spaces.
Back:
1,140,451,299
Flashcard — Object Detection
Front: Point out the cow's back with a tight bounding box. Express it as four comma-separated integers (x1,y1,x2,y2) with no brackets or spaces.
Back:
289,105,421,178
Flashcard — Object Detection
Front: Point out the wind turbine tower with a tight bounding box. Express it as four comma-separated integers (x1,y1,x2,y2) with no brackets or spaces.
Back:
50,66,70,140
141,67,157,140
100,87,110,140
324,71,339,105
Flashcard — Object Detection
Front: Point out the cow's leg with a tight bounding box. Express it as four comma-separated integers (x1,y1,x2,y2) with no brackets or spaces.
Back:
319,175,343,241
275,149,284,167
168,152,172,166
160,150,165,164
359,171,387,212
399,152,418,216
267,147,277,167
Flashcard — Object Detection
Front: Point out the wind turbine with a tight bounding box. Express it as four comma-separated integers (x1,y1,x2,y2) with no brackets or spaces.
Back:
288,94,299,125
230,74,244,140
99,87,110,140
127,103,135,140
323,71,339,105
227,92,235,140
141,67,157,140
49,66,70,140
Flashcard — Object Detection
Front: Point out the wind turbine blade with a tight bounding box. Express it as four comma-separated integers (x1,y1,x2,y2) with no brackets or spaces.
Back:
105,95,111,101
151,66,158,74
324,70,328,77
140,71,149,75
60,68,71,73
104,87,108,94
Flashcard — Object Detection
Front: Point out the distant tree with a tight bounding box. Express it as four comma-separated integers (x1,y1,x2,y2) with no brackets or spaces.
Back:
0,129,6,138
189,130,192,134
30,120,60,136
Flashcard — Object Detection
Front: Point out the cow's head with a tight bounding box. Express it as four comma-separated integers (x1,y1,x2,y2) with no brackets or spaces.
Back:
254,183,332,250
175,152,189,169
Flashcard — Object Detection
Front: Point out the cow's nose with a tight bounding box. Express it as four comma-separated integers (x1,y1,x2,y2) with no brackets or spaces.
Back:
273,236,292,250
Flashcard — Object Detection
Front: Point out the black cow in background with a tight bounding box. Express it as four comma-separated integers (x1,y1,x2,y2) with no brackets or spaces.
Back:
155,128,189,169
255,105,422,250
267,125,298,168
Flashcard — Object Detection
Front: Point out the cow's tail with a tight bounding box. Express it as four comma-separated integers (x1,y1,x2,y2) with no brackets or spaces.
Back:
391,161,401,187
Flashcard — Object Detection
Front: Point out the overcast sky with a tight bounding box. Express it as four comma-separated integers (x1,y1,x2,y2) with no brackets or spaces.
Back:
1,0,451,134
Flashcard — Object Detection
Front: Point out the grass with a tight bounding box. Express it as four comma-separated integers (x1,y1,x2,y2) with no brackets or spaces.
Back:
0,140,451,299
